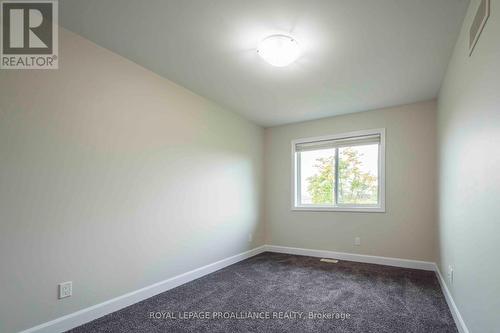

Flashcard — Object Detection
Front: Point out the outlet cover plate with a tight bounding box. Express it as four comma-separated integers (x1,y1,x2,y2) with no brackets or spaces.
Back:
58,281,72,299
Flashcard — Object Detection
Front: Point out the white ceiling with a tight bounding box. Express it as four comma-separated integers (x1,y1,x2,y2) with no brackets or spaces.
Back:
60,0,468,127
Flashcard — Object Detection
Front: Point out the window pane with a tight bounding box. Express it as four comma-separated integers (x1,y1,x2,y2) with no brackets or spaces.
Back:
299,148,335,205
338,144,378,205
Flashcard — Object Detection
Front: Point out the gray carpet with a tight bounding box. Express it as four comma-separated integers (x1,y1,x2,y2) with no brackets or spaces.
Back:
67,252,457,332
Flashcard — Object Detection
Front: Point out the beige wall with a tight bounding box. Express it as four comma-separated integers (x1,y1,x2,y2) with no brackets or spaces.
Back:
437,0,500,332
0,29,264,333
264,101,437,261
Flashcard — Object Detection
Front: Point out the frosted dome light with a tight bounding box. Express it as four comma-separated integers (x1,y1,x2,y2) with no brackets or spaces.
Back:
257,34,301,67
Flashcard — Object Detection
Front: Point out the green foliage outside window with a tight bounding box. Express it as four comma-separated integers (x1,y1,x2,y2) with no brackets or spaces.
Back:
306,147,377,205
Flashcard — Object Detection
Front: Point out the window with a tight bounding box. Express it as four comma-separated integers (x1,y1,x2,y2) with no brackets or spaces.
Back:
292,129,385,212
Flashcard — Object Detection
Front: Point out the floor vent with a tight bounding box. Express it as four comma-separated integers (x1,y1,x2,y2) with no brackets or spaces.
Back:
320,258,339,264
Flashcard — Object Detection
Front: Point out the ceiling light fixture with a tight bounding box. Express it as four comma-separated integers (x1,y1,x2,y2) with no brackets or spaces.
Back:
257,34,301,67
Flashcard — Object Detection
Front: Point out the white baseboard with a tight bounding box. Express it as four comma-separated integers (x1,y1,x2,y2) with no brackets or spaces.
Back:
264,245,436,271
20,244,469,333
19,246,266,333
433,264,470,333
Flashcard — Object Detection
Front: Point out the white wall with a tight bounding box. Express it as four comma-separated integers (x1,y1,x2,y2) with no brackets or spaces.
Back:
437,0,500,332
264,101,437,261
0,29,264,333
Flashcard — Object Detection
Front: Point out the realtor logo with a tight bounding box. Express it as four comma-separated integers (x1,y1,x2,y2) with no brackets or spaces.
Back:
1,0,58,69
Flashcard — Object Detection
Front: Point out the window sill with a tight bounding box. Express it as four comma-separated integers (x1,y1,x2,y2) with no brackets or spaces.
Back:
292,206,385,213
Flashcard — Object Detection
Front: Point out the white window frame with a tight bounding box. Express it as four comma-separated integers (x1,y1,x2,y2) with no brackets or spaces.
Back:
291,128,386,212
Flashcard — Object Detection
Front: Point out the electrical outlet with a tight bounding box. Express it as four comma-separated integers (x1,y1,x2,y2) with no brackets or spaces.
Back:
58,281,72,299
248,233,253,242
354,237,361,246
447,265,454,284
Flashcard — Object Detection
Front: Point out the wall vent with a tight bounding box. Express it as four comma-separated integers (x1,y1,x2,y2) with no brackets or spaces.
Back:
469,0,490,56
